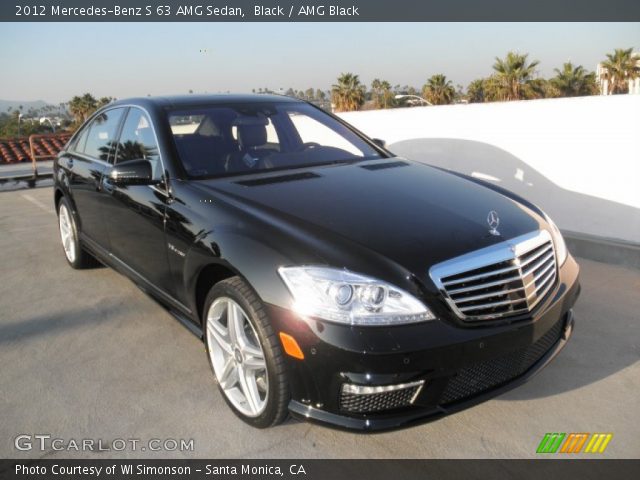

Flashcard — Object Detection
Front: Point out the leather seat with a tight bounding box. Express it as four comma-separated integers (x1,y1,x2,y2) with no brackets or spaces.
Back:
225,124,272,173
174,134,232,176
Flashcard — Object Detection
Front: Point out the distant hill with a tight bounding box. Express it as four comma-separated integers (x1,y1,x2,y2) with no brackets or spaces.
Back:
0,100,54,114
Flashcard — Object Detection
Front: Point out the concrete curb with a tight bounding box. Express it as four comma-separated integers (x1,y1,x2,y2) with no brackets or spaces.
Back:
563,230,640,270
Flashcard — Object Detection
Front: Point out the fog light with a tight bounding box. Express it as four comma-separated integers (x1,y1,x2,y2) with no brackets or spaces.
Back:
340,380,425,413
342,380,424,396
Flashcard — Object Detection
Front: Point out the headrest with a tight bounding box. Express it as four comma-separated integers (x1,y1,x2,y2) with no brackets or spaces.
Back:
237,124,267,149
233,115,269,127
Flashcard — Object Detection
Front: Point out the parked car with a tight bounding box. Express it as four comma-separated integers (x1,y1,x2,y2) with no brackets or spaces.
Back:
53,95,580,430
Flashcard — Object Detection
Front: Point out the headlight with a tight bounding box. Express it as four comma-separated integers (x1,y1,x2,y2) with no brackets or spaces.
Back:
278,266,435,326
543,213,568,266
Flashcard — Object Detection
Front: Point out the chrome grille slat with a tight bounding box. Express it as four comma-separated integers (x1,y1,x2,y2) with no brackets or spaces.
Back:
446,274,522,295
459,297,526,312
454,286,526,304
529,268,556,299
442,263,520,286
462,305,531,316
524,261,555,289
521,250,554,276
429,230,558,321
533,271,556,304
518,245,553,268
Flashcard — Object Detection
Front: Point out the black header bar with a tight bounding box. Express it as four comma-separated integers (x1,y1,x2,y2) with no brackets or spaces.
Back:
3,0,640,22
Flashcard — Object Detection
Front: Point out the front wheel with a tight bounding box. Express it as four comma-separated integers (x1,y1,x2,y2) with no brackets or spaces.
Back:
203,276,289,428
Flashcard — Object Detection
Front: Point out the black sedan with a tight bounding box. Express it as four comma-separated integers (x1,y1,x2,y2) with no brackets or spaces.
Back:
53,95,580,431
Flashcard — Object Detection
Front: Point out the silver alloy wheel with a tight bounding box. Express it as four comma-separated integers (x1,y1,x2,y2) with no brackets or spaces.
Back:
58,204,76,263
206,297,269,417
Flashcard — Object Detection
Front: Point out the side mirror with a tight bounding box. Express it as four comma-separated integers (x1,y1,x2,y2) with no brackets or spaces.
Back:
109,159,154,186
372,138,386,149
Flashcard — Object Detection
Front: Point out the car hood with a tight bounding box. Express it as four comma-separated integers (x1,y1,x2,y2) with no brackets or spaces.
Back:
196,159,543,276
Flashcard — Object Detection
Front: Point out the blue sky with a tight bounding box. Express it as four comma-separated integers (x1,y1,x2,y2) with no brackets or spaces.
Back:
0,22,638,102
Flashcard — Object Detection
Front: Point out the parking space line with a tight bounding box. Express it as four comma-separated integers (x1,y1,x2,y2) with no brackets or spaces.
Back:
21,193,55,215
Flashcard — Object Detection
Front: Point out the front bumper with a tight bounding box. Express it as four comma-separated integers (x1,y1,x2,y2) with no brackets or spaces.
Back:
267,255,580,432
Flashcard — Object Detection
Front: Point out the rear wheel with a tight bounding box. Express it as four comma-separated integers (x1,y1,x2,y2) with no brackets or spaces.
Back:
203,276,289,428
57,197,100,269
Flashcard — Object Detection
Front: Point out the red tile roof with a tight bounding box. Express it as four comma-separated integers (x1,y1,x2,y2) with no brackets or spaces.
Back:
0,133,72,164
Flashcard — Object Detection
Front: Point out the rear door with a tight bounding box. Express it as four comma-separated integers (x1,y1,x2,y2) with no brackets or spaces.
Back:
100,107,174,296
58,108,125,246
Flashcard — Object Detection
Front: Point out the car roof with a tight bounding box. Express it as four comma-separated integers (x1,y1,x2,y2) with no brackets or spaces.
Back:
111,94,302,110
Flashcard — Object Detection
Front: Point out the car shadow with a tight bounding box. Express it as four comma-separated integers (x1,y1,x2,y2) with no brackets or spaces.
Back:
389,138,640,244
0,300,126,346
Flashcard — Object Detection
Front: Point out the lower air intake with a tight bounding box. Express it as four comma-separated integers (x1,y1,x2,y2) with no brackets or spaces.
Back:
440,319,563,405
339,381,424,413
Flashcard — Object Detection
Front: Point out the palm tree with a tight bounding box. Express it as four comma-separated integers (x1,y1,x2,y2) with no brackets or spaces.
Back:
370,78,382,107
379,80,393,108
491,52,540,101
422,74,455,105
467,79,486,103
68,94,96,125
398,85,419,97
370,79,394,108
97,97,114,108
331,73,366,112
67,93,113,127
551,63,598,97
600,48,640,94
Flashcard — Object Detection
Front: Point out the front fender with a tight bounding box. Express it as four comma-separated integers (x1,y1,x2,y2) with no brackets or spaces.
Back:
188,231,298,302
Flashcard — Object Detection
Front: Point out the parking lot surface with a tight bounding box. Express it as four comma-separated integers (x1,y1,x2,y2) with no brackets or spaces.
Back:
1,186,638,459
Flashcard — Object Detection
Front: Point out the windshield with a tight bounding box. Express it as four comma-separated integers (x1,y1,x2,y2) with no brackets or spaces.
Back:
167,102,384,178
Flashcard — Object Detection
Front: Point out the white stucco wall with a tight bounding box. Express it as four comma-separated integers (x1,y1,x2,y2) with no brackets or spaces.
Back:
338,95,640,243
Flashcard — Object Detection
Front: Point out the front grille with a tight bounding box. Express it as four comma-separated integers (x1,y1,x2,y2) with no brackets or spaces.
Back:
339,381,423,413
440,319,563,405
430,230,557,321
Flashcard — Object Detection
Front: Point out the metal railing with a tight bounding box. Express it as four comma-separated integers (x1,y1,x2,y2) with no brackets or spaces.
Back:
28,133,60,177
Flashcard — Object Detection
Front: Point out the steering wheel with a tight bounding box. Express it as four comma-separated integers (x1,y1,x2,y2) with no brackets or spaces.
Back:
256,156,275,170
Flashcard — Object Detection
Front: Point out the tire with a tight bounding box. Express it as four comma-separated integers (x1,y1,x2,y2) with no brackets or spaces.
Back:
203,276,289,428
57,196,100,269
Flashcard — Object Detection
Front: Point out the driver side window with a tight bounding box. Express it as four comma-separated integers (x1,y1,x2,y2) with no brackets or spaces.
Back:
115,109,162,180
